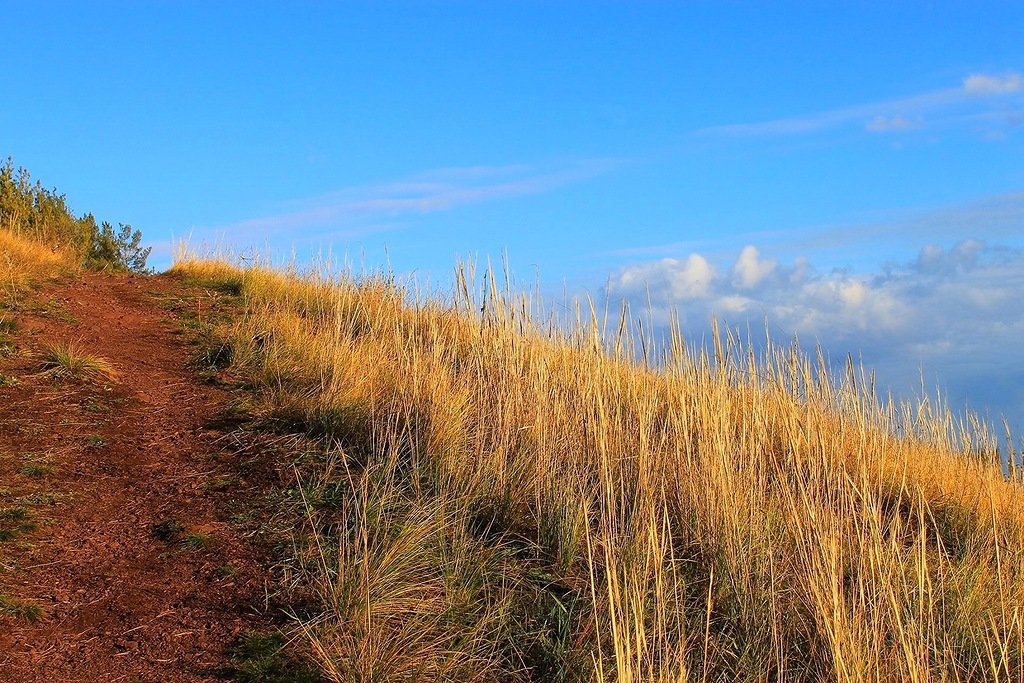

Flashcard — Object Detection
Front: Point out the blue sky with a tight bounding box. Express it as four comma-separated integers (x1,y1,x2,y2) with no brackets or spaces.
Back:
3,2,1023,437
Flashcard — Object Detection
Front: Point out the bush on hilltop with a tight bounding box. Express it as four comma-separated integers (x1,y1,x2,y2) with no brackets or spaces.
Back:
0,158,151,274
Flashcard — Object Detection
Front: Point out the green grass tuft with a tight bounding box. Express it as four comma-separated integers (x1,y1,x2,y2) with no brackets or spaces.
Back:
0,505,37,542
0,595,44,622
0,506,33,523
231,632,319,683
19,462,54,478
181,532,210,551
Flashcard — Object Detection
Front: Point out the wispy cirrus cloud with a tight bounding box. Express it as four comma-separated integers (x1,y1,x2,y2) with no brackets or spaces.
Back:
201,158,622,242
790,190,1024,250
865,114,919,133
964,72,1023,95
697,71,1023,138
600,189,1024,260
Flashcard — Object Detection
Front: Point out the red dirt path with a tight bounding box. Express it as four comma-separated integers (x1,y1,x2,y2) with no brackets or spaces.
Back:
0,273,278,682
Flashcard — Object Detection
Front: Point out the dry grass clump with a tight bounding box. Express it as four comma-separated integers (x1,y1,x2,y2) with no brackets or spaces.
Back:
38,342,118,382
173,249,1024,682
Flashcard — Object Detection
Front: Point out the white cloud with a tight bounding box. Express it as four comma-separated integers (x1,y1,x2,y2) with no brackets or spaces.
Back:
609,240,1024,430
963,72,1023,95
717,294,753,314
732,245,777,288
915,239,985,274
618,254,715,301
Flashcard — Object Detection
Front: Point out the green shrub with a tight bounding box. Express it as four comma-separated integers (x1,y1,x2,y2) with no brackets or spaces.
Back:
85,219,151,274
0,159,92,255
1,158,151,274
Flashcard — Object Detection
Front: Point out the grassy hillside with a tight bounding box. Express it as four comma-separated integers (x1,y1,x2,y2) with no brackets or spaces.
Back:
0,229,77,299
4,159,1019,680
171,252,1024,682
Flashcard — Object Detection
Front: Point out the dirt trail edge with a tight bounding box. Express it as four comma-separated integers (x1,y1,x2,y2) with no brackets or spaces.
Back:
0,273,279,682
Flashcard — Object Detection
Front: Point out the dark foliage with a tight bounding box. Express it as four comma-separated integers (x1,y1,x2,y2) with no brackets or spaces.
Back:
85,219,152,274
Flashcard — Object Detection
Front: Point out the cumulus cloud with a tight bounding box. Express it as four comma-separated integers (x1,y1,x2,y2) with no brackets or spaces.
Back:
732,245,777,288
915,239,985,274
619,254,716,301
609,241,1024,430
964,72,1023,95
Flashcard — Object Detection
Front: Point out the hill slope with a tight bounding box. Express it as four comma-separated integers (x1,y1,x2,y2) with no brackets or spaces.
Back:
166,255,1024,682
2,228,1023,681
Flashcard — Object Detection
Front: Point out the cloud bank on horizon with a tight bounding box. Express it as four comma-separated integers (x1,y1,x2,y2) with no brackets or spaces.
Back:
609,238,1024,432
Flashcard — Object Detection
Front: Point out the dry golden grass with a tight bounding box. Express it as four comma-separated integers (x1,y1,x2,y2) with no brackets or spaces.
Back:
0,229,76,300
174,249,1024,682
37,341,118,382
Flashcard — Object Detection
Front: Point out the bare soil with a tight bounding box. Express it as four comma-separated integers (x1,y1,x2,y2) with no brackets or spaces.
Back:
0,273,280,682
